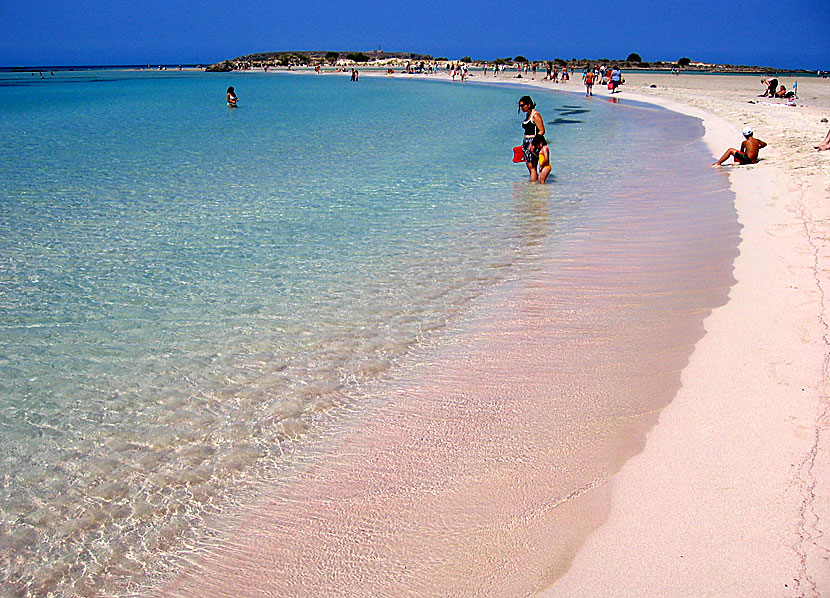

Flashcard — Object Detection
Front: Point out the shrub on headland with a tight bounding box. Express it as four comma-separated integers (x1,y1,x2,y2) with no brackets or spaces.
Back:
205,60,234,72
346,52,370,62
514,55,528,63
626,52,642,62
678,57,691,66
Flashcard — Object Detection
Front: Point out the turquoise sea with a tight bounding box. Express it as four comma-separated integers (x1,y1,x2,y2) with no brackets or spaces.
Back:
0,70,737,596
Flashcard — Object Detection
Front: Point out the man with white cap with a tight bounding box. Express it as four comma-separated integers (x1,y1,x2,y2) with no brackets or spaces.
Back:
712,126,767,167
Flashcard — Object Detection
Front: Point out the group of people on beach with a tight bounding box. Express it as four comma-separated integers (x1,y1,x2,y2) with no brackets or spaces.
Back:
225,70,826,180
580,66,623,96
711,79,830,163
760,78,796,99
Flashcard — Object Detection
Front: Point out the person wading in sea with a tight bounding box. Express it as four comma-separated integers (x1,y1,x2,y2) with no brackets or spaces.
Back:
518,95,545,182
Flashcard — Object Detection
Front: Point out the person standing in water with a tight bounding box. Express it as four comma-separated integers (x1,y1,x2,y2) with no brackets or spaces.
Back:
226,86,238,108
518,95,545,182
531,134,551,184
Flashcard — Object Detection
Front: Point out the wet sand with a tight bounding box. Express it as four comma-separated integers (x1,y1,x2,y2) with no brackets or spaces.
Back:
533,73,830,595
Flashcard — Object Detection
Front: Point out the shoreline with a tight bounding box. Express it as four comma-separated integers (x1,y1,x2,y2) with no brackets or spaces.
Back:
481,72,830,593
149,70,830,595
142,69,829,595
151,70,812,596
156,78,743,595
3,68,826,596
334,69,830,592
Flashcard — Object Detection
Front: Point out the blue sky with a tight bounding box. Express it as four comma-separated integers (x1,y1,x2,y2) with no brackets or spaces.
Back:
1,0,827,69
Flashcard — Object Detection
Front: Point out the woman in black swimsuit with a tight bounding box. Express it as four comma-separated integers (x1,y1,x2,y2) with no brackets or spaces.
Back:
518,95,545,181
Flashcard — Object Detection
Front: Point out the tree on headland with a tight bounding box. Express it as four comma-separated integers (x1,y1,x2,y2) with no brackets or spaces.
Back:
626,52,642,62
514,55,528,63
346,52,370,62
275,53,310,66
678,57,692,66
325,52,339,64
460,56,472,63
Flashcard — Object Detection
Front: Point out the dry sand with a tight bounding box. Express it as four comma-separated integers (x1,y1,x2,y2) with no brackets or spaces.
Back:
494,72,830,595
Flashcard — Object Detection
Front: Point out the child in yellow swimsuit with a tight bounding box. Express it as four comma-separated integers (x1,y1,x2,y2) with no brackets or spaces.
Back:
531,134,551,184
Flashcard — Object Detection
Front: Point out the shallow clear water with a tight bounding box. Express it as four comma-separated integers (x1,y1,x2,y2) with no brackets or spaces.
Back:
0,70,736,596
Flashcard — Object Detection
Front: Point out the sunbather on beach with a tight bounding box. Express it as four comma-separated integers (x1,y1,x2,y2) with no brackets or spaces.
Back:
774,85,796,99
815,129,830,151
712,127,766,166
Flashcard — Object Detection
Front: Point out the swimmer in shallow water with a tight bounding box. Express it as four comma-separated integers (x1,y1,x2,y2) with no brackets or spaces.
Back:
226,86,238,108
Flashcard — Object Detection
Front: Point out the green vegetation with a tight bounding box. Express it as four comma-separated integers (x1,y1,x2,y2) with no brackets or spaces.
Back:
678,57,692,66
346,52,370,62
274,53,310,66
325,51,339,64
514,55,528,63
460,56,472,63
626,52,642,62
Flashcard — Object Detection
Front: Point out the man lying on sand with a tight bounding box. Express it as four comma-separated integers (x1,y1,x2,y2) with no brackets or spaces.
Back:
712,127,767,166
